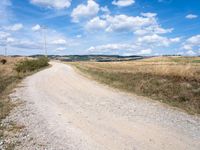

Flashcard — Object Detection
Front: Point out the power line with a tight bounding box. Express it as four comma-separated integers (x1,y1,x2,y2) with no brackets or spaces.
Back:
41,25,48,57
5,45,7,56
4,37,7,57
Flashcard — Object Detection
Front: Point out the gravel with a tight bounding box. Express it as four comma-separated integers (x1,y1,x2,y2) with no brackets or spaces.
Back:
2,62,200,150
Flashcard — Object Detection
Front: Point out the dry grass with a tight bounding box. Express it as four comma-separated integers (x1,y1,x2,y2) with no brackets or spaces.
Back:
0,56,23,149
0,56,49,149
70,56,200,114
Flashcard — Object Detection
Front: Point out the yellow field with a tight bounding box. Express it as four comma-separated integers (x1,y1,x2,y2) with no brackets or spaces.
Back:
71,56,200,114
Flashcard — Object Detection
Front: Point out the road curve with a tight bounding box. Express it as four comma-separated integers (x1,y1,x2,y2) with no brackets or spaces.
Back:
8,62,200,150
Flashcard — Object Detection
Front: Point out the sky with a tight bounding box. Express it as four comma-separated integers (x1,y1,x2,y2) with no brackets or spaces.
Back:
0,0,200,56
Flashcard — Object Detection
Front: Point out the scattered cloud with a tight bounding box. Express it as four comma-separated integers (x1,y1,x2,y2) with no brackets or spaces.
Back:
0,0,199,56
86,14,156,32
186,14,198,19
11,39,41,49
6,37,15,43
5,23,23,31
112,0,135,7
88,43,138,53
32,24,41,31
138,34,180,47
52,38,67,45
30,0,71,9
105,14,156,32
88,43,153,56
71,0,100,23
56,47,66,51
186,50,196,56
0,31,11,46
76,34,82,38
0,0,12,24
86,17,107,30
0,31,10,39
137,49,152,55
86,13,173,36
183,35,200,51
100,6,110,15
141,12,157,18
186,34,200,44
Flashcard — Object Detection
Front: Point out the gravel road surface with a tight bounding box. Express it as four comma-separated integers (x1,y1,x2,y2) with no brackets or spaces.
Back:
4,62,200,150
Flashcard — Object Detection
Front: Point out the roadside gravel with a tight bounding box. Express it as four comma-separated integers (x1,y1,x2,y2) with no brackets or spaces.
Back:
2,62,200,150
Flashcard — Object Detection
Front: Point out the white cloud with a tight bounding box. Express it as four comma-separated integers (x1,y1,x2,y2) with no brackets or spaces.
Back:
6,37,15,43
107,14,157,32
88,44,132,52
134,26,173,35
88,43,139,53
100,6,110,15
30,0,71,9
0,32,11,46
86,17,107,30
5,23,23,31
0,31,10,39
137,49,152,55
56,47,66,51
186,50,196,56
52,38,67,45
141,12,157,18
76,34,82,38
87,43,154,55
183,35,200,51
86,12,172,36
170,37,181,42
182,44,192,50
0,0,12,24
138,34,180,47
0,24,78,55
187,35,200,44
32,24,41,31
86,14,157,32
186,14,198,19
71,0,100,23
112,0,135,7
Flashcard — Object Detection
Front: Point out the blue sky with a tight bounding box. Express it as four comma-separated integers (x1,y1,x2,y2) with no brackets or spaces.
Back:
0,0,200,56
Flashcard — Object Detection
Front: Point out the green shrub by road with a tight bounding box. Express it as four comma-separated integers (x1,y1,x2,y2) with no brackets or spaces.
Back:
15,57,49,73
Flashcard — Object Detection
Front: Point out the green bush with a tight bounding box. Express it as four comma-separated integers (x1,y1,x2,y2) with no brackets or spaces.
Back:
15,57,49,73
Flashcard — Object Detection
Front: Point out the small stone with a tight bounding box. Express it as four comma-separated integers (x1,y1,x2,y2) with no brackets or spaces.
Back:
0,141,4,146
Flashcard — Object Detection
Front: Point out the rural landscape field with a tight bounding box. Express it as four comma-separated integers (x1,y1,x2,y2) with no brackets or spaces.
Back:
72,56,200,114
1,0,200,150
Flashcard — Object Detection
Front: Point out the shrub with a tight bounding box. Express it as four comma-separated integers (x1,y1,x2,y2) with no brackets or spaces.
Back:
0,59,7,65
15,57,49,73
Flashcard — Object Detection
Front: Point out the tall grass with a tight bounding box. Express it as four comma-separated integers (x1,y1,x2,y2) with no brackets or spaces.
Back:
71,57,200,114
0,56,49,148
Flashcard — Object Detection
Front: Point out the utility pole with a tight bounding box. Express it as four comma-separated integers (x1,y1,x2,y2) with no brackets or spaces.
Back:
4,37,7,57
5,46,7,56
41,25,48,57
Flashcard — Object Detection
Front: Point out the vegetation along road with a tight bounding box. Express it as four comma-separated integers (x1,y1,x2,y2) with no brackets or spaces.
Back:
4,62,200,150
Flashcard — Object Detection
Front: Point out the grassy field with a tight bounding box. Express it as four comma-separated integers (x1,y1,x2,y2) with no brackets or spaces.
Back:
0,56,49,149
71,56,200,114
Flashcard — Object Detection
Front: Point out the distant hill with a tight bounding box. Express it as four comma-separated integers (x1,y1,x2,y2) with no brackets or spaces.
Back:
47,55,146,62
5,54,149,62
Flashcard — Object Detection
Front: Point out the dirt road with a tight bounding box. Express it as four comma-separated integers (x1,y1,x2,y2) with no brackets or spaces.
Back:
6,62,200,150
